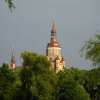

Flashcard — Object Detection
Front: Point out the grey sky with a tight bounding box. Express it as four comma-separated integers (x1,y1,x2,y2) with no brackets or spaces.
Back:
0,0,99,68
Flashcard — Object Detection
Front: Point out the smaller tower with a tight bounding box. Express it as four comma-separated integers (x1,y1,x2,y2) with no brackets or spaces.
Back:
10,51,16,69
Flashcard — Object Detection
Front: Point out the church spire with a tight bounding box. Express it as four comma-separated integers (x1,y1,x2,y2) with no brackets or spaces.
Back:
48,18,60,48
46,19,65,73
10,49,16,69
51,18,57,34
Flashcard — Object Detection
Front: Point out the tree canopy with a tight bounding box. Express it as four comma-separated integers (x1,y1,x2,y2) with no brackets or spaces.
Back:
0,51,100,100
0,63,16,100
81,34,100,67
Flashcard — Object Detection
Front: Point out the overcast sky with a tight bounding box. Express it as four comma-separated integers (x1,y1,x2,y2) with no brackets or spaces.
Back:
0,0,100,69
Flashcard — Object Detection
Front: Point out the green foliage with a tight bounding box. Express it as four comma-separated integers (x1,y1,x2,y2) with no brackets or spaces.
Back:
13,87,33,100
83,68,100,100
58,82,90,100
58,68,87,85
56,71,90,100
5,0,15,11
0,63,16,100
20,66,33,89
21,51,50,74
81,34,100,67
20,51,57,100
80,34,100,99
21,51,37,67
0,51,100,100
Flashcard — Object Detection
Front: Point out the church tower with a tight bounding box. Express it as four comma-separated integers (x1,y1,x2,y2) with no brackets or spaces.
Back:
10,51,16,69
46,19,65,73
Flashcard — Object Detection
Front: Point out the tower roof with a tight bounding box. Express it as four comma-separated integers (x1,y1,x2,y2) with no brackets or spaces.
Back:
51,18,57,34
10,48,16,64
47,18,60,48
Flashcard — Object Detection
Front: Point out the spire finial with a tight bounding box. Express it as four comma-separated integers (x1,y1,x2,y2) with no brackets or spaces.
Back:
51,17,57,33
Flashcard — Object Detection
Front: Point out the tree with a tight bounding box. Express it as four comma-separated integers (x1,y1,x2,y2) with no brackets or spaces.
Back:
1,51,98,100
20,66,33,89
56,71,90,100
61,68,87,85
19,51,57,100
81,34,100,67
13,66,33,100
3,0,15,11
83,68,100,100
0,63,16,100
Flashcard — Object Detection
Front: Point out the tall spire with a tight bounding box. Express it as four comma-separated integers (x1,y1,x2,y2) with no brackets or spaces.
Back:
51,17,57,34
10,49,16,69
48,18,60,48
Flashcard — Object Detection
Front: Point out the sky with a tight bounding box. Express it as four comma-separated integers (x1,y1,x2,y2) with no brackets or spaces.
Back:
0,0,100,69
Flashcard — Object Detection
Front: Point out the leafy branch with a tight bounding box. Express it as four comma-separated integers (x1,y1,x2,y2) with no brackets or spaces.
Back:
5,0,15,12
